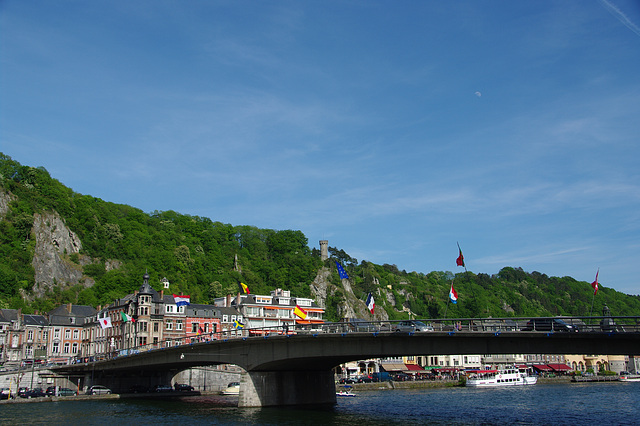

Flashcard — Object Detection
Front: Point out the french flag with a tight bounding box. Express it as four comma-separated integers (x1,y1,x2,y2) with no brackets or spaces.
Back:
449,284,458,304
173,294,191,307
366,292,375,314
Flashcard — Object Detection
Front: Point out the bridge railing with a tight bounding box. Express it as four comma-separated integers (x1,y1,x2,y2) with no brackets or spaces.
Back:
74,315,640,364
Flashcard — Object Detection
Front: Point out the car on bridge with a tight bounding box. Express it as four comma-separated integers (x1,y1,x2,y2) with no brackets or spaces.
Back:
394,320,434,333
522,318,579,332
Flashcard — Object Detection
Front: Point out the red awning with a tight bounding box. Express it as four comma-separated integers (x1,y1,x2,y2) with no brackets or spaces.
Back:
547,364,572,371
405,364,424,371
532,364,553,371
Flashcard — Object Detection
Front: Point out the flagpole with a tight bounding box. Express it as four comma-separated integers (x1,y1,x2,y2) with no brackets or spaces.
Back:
588,268,599,320
444,280,452,319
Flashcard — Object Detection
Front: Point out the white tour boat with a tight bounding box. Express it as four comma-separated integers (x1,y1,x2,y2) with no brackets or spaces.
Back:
466,366,537,387
618,372,640,382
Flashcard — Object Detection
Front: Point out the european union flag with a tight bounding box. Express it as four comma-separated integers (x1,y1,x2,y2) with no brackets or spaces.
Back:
336,261,349,280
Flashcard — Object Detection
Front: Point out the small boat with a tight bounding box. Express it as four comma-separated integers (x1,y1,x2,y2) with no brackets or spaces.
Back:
221,382,240,395
466,366,537,387
336,385,356,397
618,372,640,382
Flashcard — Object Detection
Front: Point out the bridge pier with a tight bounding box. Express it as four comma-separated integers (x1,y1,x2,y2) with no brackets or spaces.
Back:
238,370,336,407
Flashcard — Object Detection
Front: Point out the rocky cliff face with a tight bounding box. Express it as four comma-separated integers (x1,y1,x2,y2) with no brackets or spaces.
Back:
310,267,389,321
30,211,93,299
0,187,16,219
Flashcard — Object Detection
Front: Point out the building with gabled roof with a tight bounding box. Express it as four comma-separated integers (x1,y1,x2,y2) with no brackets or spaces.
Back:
47,303,97,364
213,288,324,335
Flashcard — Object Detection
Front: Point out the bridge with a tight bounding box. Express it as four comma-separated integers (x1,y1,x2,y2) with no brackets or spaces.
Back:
54,316,640,407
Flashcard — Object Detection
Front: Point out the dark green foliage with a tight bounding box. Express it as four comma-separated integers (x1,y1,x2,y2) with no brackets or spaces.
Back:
1,153,639,319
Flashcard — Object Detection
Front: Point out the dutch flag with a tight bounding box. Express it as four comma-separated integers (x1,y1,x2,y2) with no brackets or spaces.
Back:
449,284,458,304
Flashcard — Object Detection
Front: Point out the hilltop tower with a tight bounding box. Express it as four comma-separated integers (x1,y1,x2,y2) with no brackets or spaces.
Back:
319,240,328,261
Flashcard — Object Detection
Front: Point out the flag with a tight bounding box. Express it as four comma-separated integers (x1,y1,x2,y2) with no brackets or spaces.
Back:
456,243,465,267
233,320,244,329
366,292,375,314
196,326,203,335
99,316,112,329
591,269,599,295
336,261,349,279
120,312,134,323
449,283,458,304
238,282,250,294
293,305,308,319
173,294,190,307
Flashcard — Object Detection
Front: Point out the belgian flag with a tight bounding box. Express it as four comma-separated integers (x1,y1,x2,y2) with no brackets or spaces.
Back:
238,281,250,294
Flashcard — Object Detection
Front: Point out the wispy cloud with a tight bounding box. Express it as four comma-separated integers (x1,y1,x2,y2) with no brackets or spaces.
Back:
599,0,640,37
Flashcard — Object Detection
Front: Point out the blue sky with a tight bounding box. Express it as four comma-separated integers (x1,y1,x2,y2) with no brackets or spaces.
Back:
2,1,639,296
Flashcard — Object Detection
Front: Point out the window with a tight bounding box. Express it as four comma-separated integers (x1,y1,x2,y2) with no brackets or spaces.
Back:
65,329,71,339
54,328,60,339
176,320,183,331
52,342,59,353
63,342,70,354
28,330,34,341
72,342,78,353
223,315,228,323
166,320,173,330
43,330,48,340
140,322,148,332
212,323,217,333
73,330,79,339
192,323,198,333
166,305,175,313
204,323,209,333
153,322,159,332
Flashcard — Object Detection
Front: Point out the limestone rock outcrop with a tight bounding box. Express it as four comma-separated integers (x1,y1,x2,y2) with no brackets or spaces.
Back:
30,211,92,298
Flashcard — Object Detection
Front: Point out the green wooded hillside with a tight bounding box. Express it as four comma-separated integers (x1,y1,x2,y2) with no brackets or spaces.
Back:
1,153,639,319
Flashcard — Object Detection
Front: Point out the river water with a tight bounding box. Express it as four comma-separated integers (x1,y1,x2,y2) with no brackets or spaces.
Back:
1,382,638,425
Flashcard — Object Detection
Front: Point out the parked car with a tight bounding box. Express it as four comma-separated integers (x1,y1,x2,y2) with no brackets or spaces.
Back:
21,388,46,398
394,320,434,333
153,384,173,392
339,377,356,384
58,388,77,396
174,383,194,391
45,386,57,396
87,385,112,395
522,318,579,332
0,388,10,400
357,375,372,383
128,385,148,393
17,387,29,397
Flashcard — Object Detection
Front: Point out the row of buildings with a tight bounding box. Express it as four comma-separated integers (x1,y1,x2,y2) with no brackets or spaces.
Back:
1,272,636,376
1,272,324,367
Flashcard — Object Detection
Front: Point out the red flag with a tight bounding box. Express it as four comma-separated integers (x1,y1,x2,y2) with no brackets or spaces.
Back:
456,243,465,267
591,269,599,295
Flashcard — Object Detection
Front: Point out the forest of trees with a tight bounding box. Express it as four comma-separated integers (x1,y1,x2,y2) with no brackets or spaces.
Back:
2,153,639,320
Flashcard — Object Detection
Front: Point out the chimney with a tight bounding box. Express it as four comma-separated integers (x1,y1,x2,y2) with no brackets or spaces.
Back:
160,290,164,300
67,303,72,314
226,294,231,307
